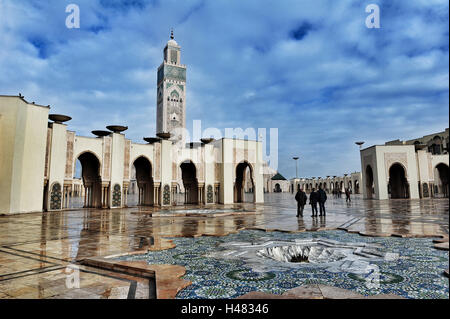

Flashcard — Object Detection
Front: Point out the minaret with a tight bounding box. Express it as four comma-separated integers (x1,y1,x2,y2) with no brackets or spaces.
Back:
156,30,187,147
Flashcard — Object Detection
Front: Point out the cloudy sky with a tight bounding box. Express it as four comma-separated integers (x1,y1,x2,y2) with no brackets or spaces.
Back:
0,0,448,178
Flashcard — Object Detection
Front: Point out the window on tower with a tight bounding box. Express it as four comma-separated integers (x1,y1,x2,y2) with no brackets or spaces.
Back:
170,50,177,64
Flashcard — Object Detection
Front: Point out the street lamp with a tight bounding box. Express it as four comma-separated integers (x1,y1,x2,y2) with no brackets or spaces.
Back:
355,141,365,150
293,156,299,179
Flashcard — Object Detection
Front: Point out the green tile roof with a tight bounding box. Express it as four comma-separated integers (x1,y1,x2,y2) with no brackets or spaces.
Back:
271,173,287,180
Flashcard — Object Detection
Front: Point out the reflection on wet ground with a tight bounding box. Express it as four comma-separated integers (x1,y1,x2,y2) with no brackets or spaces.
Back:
0,193,448,299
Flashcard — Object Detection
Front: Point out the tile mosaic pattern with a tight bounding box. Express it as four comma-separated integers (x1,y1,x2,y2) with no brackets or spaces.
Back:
112,184,121,207
50,182,62,210
118,230,449,299
207,185,214,204
163,185,171,205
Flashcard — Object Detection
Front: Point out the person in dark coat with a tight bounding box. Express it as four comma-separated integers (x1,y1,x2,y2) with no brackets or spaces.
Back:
345,188,351,202
295,188,307,217
318,186,327,216
309,188,319,217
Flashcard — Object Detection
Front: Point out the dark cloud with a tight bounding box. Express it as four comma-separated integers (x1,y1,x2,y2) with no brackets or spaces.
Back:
290,22,314,41
99,0,148,11
27,36,51,59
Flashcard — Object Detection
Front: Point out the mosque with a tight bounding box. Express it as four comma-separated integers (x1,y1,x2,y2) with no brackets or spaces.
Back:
0,33,265,215
1,34,448,216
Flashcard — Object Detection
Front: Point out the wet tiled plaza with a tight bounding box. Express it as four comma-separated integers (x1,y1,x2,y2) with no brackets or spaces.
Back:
0,194,448,299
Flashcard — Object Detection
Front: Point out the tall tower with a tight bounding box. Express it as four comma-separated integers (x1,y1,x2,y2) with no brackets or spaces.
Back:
156,30,187,146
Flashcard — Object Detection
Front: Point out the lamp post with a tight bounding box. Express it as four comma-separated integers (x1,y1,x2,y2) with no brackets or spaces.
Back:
293,156,299,179
355,141,365,150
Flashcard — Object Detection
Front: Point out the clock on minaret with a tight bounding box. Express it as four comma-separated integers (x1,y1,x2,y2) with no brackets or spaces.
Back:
156,30,187,147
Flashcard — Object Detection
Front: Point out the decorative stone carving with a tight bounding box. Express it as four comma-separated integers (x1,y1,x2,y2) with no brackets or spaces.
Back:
197,162,204,182
384,153,408,179
172,161,177,180
163,65,186,82
428,155,434,181
65,132,75,179
215,163,221,182
44,129,52,178
103,136,112,180
155,143,161,181
123,140,131,180
50,182,62,210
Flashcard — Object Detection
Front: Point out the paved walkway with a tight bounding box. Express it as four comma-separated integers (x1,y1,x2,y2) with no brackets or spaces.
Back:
0,194,448,299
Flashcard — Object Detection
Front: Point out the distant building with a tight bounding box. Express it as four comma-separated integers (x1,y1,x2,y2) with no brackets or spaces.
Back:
268,173,290,193
361,129,449,199
259,162,290,193
291,173,362,194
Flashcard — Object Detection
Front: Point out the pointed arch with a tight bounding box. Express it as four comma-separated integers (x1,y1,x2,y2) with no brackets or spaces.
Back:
234,161,255,203
388,163,409,199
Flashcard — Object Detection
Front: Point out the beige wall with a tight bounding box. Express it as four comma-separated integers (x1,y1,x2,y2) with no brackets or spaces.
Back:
360,144,437,200
0,96,49,214
73,136,103,170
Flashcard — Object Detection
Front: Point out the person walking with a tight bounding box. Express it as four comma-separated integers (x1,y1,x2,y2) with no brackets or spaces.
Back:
318,186,327,216
295,188,307,217
345,188,351,202
309,188,319,217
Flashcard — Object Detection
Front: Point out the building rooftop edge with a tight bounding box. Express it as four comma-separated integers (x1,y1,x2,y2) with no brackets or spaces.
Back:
0,95,50,109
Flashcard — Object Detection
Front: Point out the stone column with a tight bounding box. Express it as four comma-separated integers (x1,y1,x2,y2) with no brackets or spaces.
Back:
153,183,161,206
61,186,66,209
172,182,178,206
101,182,110,208
214,183,220,204
138,186,141,205
122,182,129,207
83,186,88,208
198,183,205,205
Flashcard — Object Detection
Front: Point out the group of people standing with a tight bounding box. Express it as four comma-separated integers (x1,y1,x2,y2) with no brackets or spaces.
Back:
295,187,327,217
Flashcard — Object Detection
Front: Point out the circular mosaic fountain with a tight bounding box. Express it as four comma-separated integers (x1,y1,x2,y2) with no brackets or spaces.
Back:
117,230,449,299
206,237,397,274
257,244,346,264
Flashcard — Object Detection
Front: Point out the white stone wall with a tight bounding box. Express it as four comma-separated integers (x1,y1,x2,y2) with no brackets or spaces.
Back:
0,96,49,214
